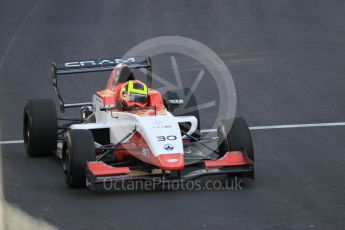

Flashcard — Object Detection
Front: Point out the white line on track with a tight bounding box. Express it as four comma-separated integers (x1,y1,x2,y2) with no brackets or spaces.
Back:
249,122,345,130
201,122,345,133
0,140,24,145
1,122,345,145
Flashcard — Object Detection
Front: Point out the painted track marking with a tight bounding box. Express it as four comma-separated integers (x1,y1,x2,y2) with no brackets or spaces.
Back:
1,122,345,145
0,140,24,145
201,121,345,133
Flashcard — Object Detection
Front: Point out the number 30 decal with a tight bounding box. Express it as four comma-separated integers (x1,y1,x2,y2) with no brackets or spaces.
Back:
156,135,177,141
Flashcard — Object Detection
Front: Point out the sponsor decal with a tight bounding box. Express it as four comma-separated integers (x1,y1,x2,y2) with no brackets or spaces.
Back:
168,99,184,104
64,58,136,68
164,143,174,151
154,120,163,126
153,120,172,129
153,120,172,128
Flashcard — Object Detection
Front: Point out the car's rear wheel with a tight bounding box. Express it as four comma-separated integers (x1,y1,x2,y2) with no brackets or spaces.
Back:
163,88,200,140
23,99,57,157
62,129,96,188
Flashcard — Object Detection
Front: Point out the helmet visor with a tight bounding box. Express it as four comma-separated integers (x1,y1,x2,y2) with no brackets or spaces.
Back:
128,92,147,104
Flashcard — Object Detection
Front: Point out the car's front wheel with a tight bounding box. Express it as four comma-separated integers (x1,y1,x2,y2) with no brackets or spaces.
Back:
217,117,254,178
62,129,96,188
217,117,254,160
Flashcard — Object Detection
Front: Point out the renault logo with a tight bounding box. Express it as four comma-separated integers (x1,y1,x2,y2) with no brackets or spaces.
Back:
164,144,174,151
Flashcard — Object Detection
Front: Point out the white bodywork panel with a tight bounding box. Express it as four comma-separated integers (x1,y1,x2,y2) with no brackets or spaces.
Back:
70,94,198,157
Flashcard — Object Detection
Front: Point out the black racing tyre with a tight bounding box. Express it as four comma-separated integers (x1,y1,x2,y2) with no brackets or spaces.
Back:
217,117,254,160
163,88,200,140
62,129,96,188
23,99,57,157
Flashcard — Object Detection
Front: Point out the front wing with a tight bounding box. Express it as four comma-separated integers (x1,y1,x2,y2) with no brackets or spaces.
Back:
85,151,253,190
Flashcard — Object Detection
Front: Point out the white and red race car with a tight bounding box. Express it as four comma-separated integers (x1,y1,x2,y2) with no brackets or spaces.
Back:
23,56,254,190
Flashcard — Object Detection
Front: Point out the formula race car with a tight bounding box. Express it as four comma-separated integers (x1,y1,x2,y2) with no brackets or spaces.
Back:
23,56,254,190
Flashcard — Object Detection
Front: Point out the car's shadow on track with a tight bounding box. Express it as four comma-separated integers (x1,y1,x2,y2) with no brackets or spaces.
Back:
1,144,254,198
89,175,255,196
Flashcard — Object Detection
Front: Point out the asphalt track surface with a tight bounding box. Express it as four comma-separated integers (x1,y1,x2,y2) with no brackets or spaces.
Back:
1,0,345,229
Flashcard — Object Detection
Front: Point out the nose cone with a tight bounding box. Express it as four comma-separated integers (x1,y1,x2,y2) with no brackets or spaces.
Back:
156,153,184,170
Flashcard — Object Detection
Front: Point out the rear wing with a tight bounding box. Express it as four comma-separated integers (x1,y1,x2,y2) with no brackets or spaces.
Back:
52,56,152,112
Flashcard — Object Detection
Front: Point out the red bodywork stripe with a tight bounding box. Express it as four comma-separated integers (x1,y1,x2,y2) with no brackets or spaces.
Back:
204,151,252,168
88,162,130,176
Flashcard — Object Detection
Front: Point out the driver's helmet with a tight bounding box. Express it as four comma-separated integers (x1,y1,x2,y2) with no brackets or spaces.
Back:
119,80,148,109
